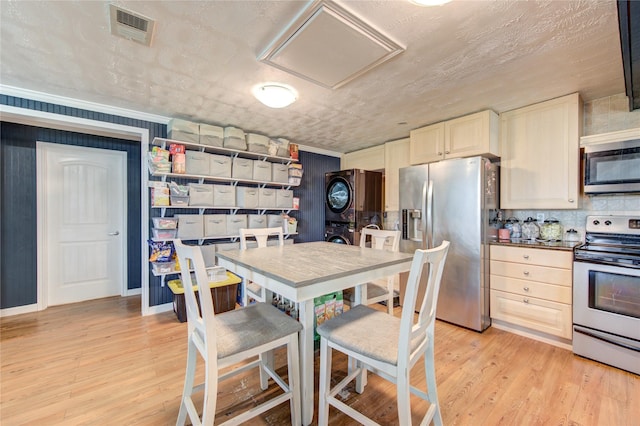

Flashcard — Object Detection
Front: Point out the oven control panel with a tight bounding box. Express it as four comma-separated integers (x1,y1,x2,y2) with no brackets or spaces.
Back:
586,215,640,235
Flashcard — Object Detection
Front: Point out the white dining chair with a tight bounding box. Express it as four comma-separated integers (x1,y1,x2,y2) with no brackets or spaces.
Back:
173,239,302,426
317,241,450,426
344,228,401,314
239,227,284,306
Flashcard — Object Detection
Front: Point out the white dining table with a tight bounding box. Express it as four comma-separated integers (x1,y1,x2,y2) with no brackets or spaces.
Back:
216,241,414,425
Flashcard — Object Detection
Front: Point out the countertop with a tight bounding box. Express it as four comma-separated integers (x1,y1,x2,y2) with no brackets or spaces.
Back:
490,239,581,251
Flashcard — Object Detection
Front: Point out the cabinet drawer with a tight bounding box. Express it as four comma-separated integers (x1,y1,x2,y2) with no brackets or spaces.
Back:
490,245,572,269
490,260,571,287
490,289,571,339
490,275,572,304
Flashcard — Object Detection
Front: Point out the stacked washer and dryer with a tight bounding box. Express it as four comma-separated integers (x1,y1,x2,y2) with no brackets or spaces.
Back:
324,169,383,245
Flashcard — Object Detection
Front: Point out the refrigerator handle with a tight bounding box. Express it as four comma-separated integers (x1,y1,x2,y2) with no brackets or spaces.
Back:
426,180,433,249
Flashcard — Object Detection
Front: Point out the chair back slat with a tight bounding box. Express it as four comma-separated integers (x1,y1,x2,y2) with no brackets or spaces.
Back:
359,228,400,252
239,227,284,249
398,241,450,361
173,240,217,342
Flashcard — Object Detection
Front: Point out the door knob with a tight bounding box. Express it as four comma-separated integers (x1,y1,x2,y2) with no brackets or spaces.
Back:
108,231,120,236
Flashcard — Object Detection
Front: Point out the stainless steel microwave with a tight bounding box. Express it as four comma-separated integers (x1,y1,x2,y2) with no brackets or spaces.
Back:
583,139,640,194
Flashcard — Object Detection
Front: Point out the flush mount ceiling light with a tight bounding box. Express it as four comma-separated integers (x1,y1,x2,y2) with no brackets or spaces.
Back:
252,83,298,108
409,0,451,6
258,0,405,89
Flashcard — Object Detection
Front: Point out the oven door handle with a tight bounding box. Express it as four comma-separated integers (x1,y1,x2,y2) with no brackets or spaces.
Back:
574,327,640,352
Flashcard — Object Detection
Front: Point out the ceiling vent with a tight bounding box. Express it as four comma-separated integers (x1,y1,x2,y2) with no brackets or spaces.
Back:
109,4,155,46
258,0,405,89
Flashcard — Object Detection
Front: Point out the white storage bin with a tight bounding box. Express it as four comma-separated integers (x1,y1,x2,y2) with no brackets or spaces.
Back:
213,184,236,207
200,244,217,267
223,126,247,150
216,241,240,252
258,188,277,208
188,183,214,206
170,195,190,206
203,214,228,237
246,133,270,154
199,124,224,147
232,157,253,180
236,187,259,209
248,214,267,229
267,214,284,229
272,163,289,183
209,154,231,178
276,189,294,208
152,217,178,229
185,151,210,175
152,261,176,274
177,215,204,239
152,228,178,239
252,161,272,182
226,215,248,236
168,119,199,144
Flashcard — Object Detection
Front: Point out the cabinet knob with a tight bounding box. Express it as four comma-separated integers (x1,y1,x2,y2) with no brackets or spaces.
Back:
523,271,530,276
523,255,529,259
437,152,443,156
523,298,530,304
569,199,574,203
445,151,450,154
523,286,530,292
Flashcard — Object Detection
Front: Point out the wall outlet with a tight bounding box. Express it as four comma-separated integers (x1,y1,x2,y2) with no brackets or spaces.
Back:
536,213,545,223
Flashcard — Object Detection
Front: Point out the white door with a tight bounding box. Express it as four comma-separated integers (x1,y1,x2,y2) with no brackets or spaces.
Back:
38,142,126,306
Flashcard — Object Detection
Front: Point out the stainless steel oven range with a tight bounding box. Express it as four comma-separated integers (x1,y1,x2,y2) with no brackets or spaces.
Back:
573,215,640,375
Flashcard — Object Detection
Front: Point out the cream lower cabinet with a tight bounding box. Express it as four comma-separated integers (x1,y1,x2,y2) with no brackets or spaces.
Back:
490,245,573,342
384,138,410,211
409,110,499,165
500,93,582,209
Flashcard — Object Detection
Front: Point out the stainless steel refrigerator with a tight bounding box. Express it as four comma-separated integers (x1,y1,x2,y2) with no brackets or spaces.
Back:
399,156,498,331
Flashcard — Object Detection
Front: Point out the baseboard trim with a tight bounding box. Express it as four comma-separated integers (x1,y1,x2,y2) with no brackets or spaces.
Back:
0,303,39,317
145,302,173,316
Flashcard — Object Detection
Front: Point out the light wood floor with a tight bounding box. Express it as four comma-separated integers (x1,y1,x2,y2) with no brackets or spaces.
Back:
1,296,638,425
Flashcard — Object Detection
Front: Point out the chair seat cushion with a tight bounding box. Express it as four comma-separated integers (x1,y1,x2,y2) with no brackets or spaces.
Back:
343,283,394,303
214,303,302,359
317,305,423,365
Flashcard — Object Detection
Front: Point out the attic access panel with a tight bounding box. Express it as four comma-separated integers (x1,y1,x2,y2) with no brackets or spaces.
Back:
259,0,405,89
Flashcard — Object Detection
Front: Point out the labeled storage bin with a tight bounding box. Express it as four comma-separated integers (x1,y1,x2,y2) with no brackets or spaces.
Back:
199,124,224,147
152,217,178,229
253,161,272,182
276,189,294,208
204,214,228,237
272,163,289,183
185,151,211,175
213,184,236,207
177,215,204,239
168,119,199,144
267,214,284,229
170,195,190,206
248,214,267,229
223,126,247,150
188,183,214,206
268,138,290,157
226,215,248,235
246,133,270,154
258,188,277,208
236,186,259,209
209,154,232,178
152,261,176,274
152,228,178,239
232,157,253,180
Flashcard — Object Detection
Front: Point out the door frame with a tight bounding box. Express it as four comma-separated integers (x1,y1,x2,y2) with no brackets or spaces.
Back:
1,103,154,315
36,142,127,309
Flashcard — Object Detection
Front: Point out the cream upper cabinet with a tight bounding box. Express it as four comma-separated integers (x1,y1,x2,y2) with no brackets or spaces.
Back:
384,138,410,211
500,93,582,209
409,110,499,165
341,144,384,171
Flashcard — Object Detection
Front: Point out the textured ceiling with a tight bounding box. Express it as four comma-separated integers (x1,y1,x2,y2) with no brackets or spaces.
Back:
0,0,625,153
